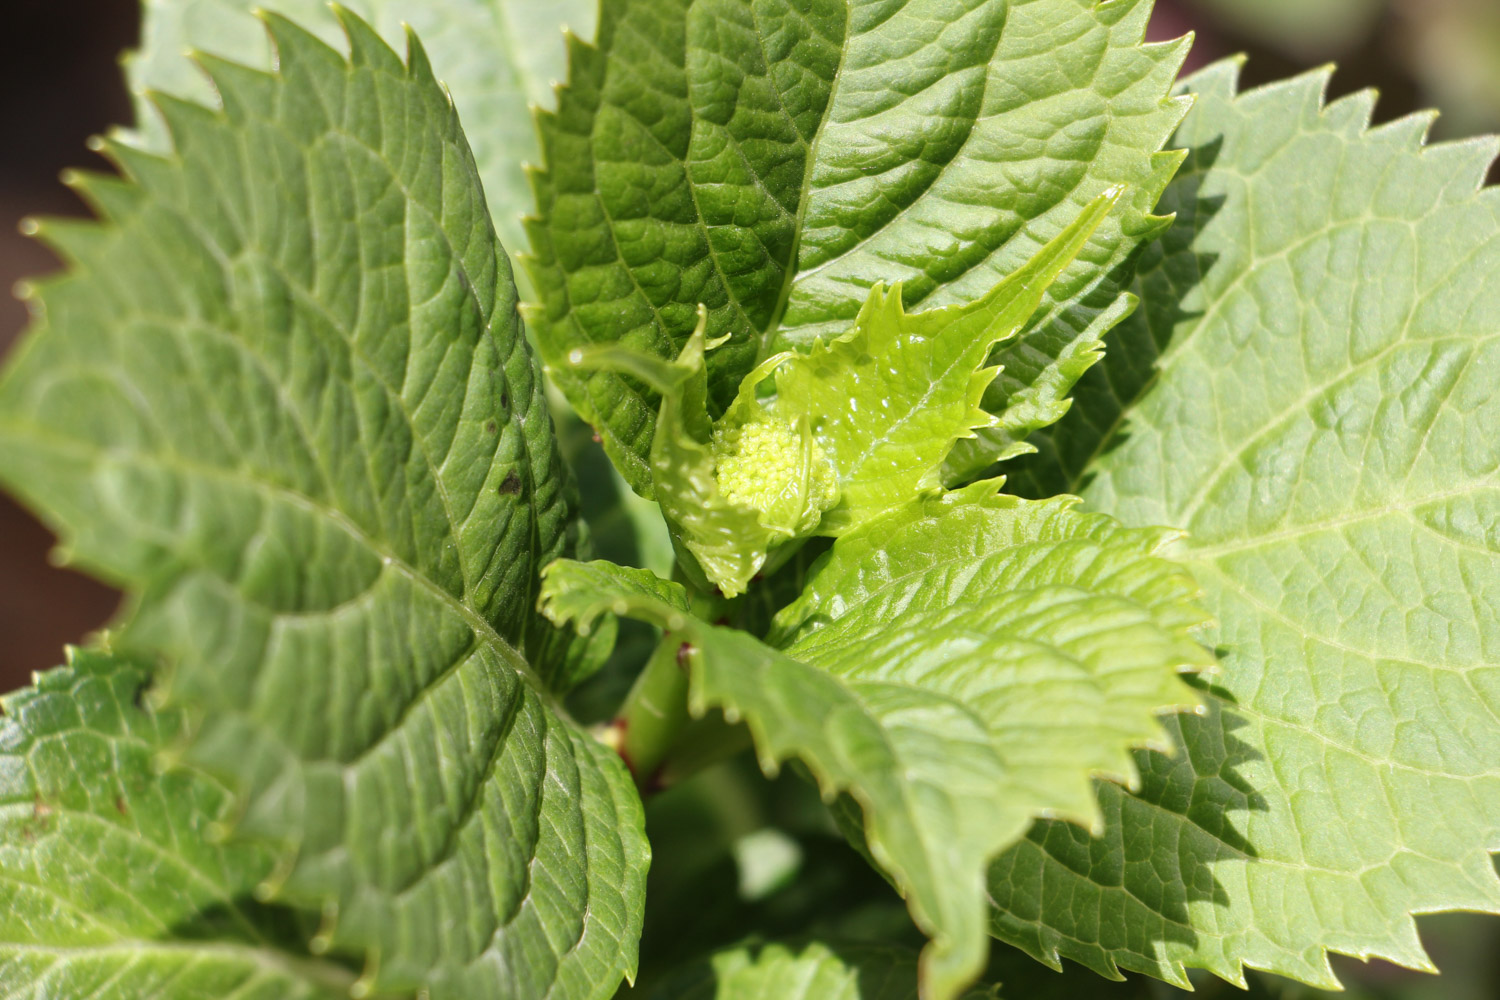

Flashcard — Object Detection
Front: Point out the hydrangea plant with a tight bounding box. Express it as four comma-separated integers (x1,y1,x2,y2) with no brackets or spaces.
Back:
1,2,1497,998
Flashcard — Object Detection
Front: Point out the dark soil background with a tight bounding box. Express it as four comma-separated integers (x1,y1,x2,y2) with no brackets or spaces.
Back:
0,3,1497,994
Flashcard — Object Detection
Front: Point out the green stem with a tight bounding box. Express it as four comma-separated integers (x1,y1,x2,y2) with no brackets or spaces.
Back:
614,634,692,785
607,630,757,792
653,711,754,788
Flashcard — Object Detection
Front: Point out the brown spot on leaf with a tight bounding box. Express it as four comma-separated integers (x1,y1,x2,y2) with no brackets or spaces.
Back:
114,795,128,816
498,471,522,496
485,420,498,435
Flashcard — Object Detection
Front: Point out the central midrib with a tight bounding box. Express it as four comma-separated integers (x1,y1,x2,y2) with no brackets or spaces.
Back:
753,0,853,364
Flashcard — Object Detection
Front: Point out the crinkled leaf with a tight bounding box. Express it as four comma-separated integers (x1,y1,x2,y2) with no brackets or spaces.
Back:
129,0,595,252
567,196,1113,592
770,193,1116,532
645,940,995,1000
567,313,810,596
771,482,1211,825
0,649,350,1000
0,16,644,999
526,0,1190,492
992,61,1500,989
541,486,1207,999
543,561,1019,1000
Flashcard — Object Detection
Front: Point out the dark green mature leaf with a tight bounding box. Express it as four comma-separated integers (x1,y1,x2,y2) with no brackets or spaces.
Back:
0,649,350,1000
129,0,595,252
0,15,644,999
992,61,1500,989
526,0,1191,492
541,486,1207,999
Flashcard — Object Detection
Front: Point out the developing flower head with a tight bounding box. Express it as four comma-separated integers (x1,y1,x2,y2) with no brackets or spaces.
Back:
713,413,838,538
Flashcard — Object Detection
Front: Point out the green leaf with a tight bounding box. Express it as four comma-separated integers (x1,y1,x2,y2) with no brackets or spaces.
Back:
128,0,596,253
567,313,827,596
526,0,1191,492
541,486,1208,999
644,940,995,1000
770,192,1116,532
771,482,1212,826
0,15,645,999
566,196,1114,593
0,649,350,1000
543,560,1019,1000
990,61,1500,989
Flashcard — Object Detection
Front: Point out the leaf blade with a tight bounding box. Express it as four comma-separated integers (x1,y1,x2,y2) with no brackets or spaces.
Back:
541,483,1207,1000
128,0,595,253
527,0,1190,490
990,60,1500,988
0,16,646,999
0,650,352,1000
772,192,1117,531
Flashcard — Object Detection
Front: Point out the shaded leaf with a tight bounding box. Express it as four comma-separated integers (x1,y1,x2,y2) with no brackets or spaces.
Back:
646,940,996,1000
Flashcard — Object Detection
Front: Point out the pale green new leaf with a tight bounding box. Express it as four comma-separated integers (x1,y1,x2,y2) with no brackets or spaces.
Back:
0,650,349,1000
541,487,1208,999
0,16,644,999
542,560,1020,1000
129,0,595,252
991,61,1500,989
645,940,995,1000
771,482,1212,826
526,0,1190,492
565,314,817,596
771,192,1116,532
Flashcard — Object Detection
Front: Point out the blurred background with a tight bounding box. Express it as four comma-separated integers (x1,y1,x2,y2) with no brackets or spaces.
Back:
1,1,1498,996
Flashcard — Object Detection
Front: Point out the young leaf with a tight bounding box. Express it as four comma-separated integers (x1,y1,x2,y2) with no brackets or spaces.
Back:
770,192,1117,532
991,61,1500,989
567,196,1113,593
526,0,1191,491
128,0,595,252
0,15,644,999
567,314,835,596
0,649,350,1000
541,487,1208,999
771,482,1212,824
645,940,995,1000
543,560,1021,1000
